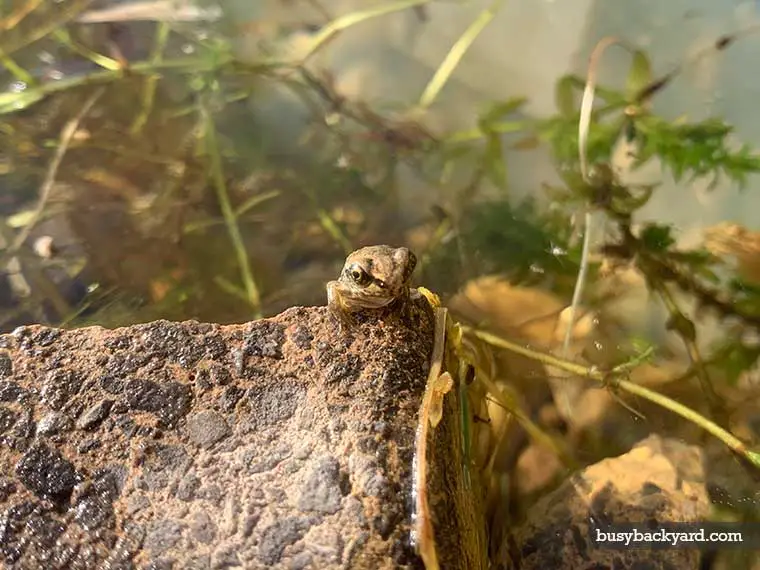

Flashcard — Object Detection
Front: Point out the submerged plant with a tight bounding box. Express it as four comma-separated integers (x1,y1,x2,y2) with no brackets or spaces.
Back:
3,3,760,567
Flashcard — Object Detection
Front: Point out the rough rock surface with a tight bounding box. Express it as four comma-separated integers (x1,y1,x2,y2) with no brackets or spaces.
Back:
0,300,435,570
0,294,722,570
506,434,711,569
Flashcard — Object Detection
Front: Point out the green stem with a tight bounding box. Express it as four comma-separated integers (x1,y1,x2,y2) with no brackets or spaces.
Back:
201,106,262,317
0,0,94,58
300,0,432,63
464,326,760,469
52,28,121,71
418,0,504,109
131,22,172,134
0,54,239,115
649,273,726,425
1,55,35,85
615,379,749,456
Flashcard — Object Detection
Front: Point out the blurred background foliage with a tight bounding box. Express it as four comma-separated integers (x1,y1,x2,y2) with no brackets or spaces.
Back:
2,1,759,332
3,1,760,567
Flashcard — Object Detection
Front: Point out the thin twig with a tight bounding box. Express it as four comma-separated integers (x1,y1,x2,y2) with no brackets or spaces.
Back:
299,0,432,63
577,37,632,180
0,54,35,85
200,104,262,317
0,0,95,58
0,0,44,30
648,278,726,425
8,88,104,255
557,37,633,419
52,28,122,71
417,0,504,109
0,53,241,115
131,21,172,133
464,325,760,469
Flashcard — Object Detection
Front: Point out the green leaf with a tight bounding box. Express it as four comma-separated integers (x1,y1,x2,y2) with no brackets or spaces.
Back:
721,342,760,385
235,190,281,217
438,143,474,184
555,75,577,117
626,50,653,100
611,183,655,214
6,209,37,229
0,89,46,115
630,336,657,358
640,223,675,252
478,97,526,132
483,133,507,189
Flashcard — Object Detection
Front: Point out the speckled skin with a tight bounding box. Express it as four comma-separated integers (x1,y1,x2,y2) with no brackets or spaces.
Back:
326,246,417,327
327,245,417,313
0,307,435,569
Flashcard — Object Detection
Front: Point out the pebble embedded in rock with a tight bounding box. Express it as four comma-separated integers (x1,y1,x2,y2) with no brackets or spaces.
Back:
137,445,191,492
139,320,205,369
208,363,231,386
41,370,83,410
289,325,313,350
245,321,285,359
245,382,303,429
189,511,217,544
218,386,243,411
144,519,184,554
77,438,102,453
77,399,113,430
8,409,34,447
323,354,361,386
298,456,343,514
14,326,61,349
99,374,124,395
125,379,191,425
74,491,114,531
0,352,13,379
0,406,18,433
185,410,229,449
72,470,121,531
36,412,72,436
15,443,79,500
176,474,200,502
257,517,308,566
0,380,24,402
107,352,150,377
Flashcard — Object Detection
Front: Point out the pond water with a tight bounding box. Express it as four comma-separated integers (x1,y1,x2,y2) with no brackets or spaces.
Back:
2,3,760,568
2,1,758,333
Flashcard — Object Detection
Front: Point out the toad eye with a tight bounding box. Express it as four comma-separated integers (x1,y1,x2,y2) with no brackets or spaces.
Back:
348,264,372,286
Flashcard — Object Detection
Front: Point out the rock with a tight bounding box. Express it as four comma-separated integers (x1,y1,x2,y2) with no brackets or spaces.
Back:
297,456,343,514
124,378,191,426
0,380,23,401
505,434,710,569
36,411,72,436
184,410,229,448
15,443,80,500
0,352,12,379
40,370,83,410
0,301,437,569
7,292,711,569
76,399,113,430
